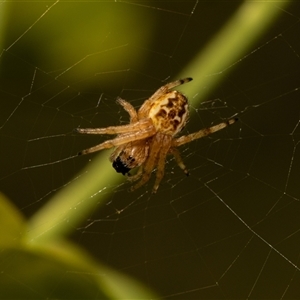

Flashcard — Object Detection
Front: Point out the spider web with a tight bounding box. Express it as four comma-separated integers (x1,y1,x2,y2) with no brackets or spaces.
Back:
1,1,300,299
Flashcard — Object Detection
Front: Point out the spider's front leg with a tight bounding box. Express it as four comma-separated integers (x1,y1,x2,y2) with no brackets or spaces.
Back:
77,119,156,155
76,118,153,135
138,77,192,117
151,77,192,97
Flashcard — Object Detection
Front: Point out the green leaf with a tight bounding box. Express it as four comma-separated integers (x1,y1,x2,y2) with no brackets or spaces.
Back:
0,193,26,247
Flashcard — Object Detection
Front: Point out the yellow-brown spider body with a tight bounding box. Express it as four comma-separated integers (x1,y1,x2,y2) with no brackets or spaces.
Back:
76,78,237,193
147,90,189,135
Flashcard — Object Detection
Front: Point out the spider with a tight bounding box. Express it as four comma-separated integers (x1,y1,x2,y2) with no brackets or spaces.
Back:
76,78,237,193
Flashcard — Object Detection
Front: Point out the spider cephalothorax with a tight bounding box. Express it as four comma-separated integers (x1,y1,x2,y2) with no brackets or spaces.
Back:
76,78,237,193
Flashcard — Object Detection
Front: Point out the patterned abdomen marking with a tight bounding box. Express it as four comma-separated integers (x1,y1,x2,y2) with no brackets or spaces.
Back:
149,90,189,136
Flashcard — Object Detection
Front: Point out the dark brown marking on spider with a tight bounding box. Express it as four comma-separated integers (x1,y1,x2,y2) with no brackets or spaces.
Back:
179,78,192,85
177,103,187,118
112,156,131,175
171,119,180,129
156,109,167,118
151,91,189,134
168,109,176,119
166,98,174,108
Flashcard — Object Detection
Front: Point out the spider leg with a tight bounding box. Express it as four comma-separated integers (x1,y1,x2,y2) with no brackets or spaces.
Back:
130,133,172,193
152,134,172,193
130,136,161,191
172,118,237,147
138,78,192,117
109,145,123,162
130,153,157,192
78,126,156,155
169,148,189,176
116,97,138,122
76,118,153,135
127,165,143,182
150,77,192,99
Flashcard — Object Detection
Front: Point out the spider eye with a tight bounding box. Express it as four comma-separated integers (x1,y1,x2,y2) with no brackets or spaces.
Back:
112,156,131,175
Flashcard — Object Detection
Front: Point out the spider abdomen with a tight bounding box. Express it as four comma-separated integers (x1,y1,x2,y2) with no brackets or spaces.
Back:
148,90,189,136
111,141,149,175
